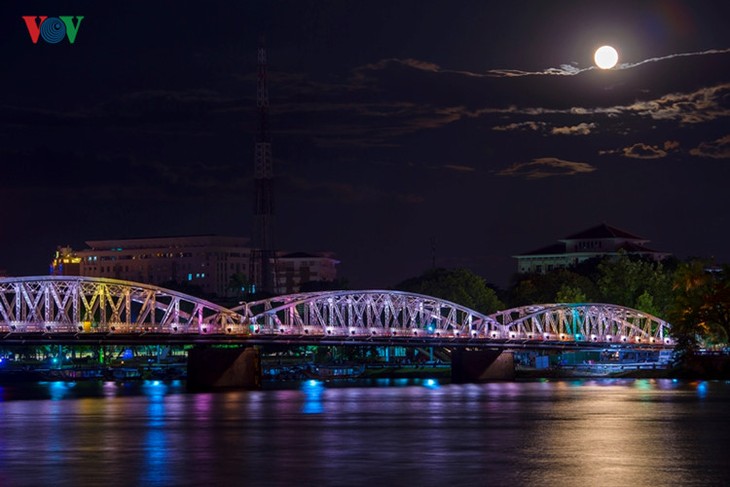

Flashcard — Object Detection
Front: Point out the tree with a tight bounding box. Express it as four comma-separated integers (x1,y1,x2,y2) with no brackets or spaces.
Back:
705,266,730,340
635,290,661,317
668,261,730,357
596,252,673,316
555,284,588,303
509,269,596,307
394,268,504,314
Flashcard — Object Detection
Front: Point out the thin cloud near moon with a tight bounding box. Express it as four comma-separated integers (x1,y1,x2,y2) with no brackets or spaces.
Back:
485,47,730,77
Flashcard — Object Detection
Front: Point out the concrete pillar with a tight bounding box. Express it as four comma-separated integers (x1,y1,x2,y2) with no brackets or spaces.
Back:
451,349,515,383
187,346,261,390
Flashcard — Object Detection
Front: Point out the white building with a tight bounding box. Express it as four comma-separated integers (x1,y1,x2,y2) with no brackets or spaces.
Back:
514,224,669,274
51,235,339,297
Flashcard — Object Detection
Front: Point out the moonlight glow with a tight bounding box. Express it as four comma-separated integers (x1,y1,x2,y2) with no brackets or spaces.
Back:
594,45,619,69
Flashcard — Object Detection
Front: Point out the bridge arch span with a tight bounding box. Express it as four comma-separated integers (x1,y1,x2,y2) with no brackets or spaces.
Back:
233,290,503,338
0,276,243,334
495,303,672,345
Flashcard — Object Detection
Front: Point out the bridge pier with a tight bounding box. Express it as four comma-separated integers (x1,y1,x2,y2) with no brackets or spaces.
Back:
186,346,261,390
451,349,515,383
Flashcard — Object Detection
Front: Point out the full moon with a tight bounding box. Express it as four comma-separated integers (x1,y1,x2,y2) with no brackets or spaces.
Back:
594,45,619,69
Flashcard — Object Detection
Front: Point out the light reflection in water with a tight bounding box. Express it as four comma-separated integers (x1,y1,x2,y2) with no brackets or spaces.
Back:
302,379,324,414
422,378,439,389
0,379,726,486
46,380,76,401
142,384,169,486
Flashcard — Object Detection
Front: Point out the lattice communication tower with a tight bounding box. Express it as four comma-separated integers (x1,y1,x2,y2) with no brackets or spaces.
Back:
251,42,276,294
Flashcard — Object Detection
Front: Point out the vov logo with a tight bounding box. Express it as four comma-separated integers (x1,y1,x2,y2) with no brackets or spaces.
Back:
22,16,84,44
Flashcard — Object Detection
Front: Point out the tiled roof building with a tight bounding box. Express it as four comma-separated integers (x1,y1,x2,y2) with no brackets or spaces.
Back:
514,224,669,274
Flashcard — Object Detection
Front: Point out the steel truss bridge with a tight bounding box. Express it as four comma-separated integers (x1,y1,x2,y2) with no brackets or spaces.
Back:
0,276,673,349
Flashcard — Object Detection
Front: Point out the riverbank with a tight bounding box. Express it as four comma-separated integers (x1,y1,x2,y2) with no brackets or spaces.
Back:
0,363,187,383
2,355,729,384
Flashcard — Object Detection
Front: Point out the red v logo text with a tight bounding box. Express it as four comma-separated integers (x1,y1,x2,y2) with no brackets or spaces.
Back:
22,16,47,44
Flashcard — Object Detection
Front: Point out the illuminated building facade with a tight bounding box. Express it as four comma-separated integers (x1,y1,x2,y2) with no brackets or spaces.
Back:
514,223,670,274
50,235,338,297
50,247,82,276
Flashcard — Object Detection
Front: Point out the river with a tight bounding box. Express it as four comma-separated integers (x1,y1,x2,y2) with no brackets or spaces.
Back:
0,378,728,486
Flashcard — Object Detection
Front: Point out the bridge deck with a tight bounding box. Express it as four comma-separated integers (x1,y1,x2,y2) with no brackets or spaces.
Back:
0,331,672,350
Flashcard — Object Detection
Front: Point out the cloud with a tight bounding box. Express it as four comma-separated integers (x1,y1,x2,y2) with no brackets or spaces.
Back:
442,164,476,173
544,84,730,124
690,135,730,159
622,143,668,159
624,84,730,124
497,157,597,179
664,140,680,151
486,48,730,78
356,55,593,79
551,122,596,135
256,54,729,150
502,84,730,126
354,58,483,80
486,66,593,78
618,48,730,70
356,49,730,81
350,52,729,130
492,121,545,132
600,140,681,158
492,121,596,135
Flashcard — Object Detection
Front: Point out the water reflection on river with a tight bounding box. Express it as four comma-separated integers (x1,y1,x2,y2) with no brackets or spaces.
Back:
0,378,728,486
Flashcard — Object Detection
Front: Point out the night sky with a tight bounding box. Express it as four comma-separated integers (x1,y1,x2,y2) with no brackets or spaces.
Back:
1,1,728,288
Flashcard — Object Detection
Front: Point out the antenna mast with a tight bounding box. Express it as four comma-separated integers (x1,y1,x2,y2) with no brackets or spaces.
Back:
251,41,275,294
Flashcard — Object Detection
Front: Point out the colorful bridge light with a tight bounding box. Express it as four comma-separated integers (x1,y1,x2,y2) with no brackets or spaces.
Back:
0,278,675,348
